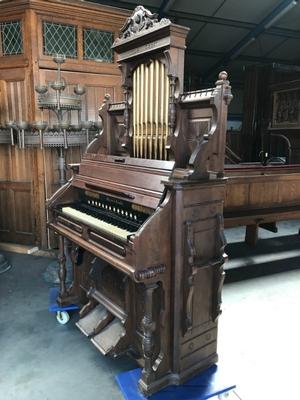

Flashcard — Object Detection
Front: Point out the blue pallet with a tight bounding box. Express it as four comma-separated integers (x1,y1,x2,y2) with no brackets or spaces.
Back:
116,364,236,400
48,287,79,312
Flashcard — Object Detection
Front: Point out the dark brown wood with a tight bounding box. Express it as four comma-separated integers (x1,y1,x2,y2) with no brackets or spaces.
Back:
48,6,232,396
245,224,258,247
57,235,67,305
224,163,300,244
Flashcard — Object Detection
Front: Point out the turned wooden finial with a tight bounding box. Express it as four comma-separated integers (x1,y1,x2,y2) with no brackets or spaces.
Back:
218,71,228,81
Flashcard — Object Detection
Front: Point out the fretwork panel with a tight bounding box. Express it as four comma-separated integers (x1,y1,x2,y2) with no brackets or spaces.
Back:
132,60,169,160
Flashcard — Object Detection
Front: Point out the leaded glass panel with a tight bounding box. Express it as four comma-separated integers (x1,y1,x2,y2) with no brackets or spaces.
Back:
0,21,23,56
43,21,77,58
83,28,113,62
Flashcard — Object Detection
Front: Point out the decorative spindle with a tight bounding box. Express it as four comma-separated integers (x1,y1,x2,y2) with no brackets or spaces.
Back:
123,86,130,149
168,75,176,137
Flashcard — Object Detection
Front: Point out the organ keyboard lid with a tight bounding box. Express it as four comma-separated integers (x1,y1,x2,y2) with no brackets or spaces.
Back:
74,154,175,209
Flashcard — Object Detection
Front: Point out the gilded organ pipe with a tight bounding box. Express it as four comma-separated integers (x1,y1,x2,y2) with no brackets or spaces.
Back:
149,62,154,159
145,65,149,158
154,60,159,160
132,60,169,160
140,64,144,158
133,68,137,157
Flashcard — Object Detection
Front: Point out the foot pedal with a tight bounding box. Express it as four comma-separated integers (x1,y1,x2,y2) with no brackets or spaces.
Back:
76,304,108,337
91,319,125,355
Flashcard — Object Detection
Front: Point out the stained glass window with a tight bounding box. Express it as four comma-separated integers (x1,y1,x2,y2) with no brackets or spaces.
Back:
43,21,77,58
0,21,23,56
83,28,113,62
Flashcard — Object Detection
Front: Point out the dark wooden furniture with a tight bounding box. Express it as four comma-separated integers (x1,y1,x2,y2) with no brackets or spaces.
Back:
48,6,232,396
224,64,300,245
241,64,300,163
224,163,300,245
0,0,129,247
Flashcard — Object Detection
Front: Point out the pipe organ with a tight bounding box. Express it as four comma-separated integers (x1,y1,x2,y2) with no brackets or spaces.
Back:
48,6,232,396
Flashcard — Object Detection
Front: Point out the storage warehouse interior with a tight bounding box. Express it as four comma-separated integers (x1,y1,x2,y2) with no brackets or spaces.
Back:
1,1,300,399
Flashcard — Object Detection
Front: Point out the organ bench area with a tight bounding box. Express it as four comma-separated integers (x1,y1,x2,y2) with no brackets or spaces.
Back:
47,6,232,397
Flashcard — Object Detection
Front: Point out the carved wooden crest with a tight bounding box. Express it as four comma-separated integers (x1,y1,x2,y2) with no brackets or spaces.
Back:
120,6,169,39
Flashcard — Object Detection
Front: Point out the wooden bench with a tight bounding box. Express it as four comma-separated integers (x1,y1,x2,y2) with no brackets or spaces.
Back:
224,164,300,245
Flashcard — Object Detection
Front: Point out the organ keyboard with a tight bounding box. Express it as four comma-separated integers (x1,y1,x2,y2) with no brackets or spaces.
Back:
48,6,232,397
62,206,134,240
60,192,151,241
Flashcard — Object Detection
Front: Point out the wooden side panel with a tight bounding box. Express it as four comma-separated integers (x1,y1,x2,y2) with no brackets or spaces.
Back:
0,79,29,121
186,108,212,141
12,184,34,241
225,173,300,211
0,187,10,234
38,69,121,126
0,145,11,179
278,179,300,203
225,182,248,208
0,146,35,244
0,177,34,245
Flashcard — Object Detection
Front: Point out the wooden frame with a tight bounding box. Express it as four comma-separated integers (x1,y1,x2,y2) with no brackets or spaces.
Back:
272,87,300,129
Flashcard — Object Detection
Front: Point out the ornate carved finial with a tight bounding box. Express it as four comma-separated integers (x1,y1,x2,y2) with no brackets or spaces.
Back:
99,94,110,113
215,71,232,104
218,71,228,81
120,6,169,39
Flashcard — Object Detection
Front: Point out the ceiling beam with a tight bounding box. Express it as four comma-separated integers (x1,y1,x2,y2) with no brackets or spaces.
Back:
169,10,300,40
89,1,300,41
187,48,296,66
202,0,298,80
158,0,177,17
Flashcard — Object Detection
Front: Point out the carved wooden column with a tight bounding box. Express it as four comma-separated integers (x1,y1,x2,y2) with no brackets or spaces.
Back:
212,214,227,322
139,283,158,388
57,235,67,305
122,85,131,150
168,75,177,137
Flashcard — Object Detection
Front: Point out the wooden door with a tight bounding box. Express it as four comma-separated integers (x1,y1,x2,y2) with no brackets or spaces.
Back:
0,77,36,245
0,145,35,245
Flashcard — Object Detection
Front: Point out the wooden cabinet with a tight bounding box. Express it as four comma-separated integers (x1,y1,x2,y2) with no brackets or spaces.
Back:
0,0,129,247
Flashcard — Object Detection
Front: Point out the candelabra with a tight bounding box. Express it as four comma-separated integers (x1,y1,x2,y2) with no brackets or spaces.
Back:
35,54,89,185
1,54,101,186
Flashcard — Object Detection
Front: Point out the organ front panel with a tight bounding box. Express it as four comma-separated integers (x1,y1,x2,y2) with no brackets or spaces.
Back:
47,5,232,396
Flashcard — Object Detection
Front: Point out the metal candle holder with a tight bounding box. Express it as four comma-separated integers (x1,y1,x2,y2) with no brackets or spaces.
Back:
1,55,101,185
34,55,87,185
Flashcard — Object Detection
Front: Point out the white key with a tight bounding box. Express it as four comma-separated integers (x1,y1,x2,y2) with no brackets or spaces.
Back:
62,207,133,240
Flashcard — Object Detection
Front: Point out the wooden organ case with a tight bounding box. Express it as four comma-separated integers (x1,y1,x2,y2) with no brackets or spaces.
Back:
48,6,232,396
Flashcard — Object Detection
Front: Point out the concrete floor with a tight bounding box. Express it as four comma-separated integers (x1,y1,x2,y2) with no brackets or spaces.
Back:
1,221,300,400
